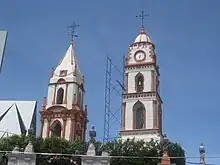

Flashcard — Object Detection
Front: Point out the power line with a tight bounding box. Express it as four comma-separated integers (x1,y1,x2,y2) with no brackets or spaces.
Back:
0,150,220,160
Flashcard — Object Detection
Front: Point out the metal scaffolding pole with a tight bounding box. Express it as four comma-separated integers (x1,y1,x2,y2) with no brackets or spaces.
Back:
103,55,125,143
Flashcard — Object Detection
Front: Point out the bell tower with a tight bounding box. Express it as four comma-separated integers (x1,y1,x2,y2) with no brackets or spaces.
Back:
119,25,162,141
39,39,87,143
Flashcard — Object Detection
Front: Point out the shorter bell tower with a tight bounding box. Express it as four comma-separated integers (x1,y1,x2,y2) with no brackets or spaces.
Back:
39,40,88,143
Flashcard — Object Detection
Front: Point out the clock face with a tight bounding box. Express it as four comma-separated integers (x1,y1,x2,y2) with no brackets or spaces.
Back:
134,51,146,62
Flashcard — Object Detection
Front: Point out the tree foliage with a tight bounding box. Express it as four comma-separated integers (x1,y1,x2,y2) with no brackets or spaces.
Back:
101,138,185,165
0,135,185,165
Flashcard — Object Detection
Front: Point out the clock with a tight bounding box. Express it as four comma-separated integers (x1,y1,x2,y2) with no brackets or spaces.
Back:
134,51,146,62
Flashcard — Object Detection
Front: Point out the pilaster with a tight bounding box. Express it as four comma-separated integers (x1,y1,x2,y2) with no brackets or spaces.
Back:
122,102,126,130
39,118,44,138
153,100,157,129
64,84,68,104
69,118,75,143
46,119,51,138
52,84,57,105
62,118,67,138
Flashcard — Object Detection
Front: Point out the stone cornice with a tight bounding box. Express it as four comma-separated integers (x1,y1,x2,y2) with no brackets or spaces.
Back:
48,81,85,92
123,91,163,104
129,41,155,49
119,128,160,136
40,106,87,120
125,63,160,76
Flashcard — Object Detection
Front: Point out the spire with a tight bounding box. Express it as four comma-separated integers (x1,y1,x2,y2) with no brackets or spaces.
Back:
68,22,80,42
51,22,82,79
136,10,149,30
140,27,146,34
134,11,151,43
53,43,80,77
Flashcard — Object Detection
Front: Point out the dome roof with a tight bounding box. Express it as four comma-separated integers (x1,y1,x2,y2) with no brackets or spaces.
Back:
134,28,152,43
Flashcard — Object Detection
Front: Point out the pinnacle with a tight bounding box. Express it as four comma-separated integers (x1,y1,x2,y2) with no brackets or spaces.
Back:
140,27,146,34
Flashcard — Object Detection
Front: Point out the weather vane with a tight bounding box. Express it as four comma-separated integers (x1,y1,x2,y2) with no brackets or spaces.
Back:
68,22,80,41
136,10,149,28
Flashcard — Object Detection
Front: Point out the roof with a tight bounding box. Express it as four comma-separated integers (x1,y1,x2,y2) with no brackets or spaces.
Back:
53,42,81,78
0,101,36,138
134,28,152,43
0,31,8,72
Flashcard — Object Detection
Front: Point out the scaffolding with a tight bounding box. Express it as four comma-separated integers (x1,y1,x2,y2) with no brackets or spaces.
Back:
103,55,125,143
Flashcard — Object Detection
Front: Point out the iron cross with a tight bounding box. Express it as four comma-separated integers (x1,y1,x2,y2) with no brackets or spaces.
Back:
68,22,80,41
136,10,149,28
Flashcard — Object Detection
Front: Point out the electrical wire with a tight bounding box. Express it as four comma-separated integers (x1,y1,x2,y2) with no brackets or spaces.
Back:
0,150,218,160
186,162,214,165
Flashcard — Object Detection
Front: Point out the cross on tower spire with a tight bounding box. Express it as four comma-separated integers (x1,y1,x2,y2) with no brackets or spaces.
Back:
68,22,80,42
136,10,149,28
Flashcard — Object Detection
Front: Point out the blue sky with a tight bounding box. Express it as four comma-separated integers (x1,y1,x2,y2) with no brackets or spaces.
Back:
1,0,220,164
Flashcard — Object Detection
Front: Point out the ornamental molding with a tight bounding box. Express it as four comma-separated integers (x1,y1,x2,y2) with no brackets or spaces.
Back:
129,41,155,50
123,92,163,103
40,106,87,120
119,128,160,136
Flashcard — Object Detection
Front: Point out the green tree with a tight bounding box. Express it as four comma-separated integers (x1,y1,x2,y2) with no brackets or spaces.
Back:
0,134,28,151
0,135,185,165
102,138,185,165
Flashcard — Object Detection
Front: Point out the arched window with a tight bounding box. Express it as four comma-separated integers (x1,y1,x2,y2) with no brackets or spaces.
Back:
135,73,144,92
51,120,62,137
57,78,65,84
133,101,145,129
56,88,64,104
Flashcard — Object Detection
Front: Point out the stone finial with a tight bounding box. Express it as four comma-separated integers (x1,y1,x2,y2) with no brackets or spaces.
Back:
160,134,170,165
51,68,54,78
84,105,88,116
199,143,205,154
24,141,33,153
89,126,96,144
42,96,47,111
162,134,169,152
24,128,34,153
199,143,205,164
86,126,96,156
140,27,146,34
101,151,110,157
12,146,19,153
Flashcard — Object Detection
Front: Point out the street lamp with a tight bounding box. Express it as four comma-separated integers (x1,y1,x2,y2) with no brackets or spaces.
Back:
199,143,205,165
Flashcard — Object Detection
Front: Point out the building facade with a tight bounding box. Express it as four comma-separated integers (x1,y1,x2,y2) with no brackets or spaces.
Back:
0,101,36,138
39,41,87,142
120,27,162,141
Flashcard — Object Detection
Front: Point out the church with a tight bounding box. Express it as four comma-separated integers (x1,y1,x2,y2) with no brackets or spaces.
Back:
39,18,163,143
39,40,88,143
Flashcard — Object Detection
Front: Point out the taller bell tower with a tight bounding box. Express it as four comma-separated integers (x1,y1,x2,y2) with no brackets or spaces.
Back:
119,27,162,142
39,40,87,143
